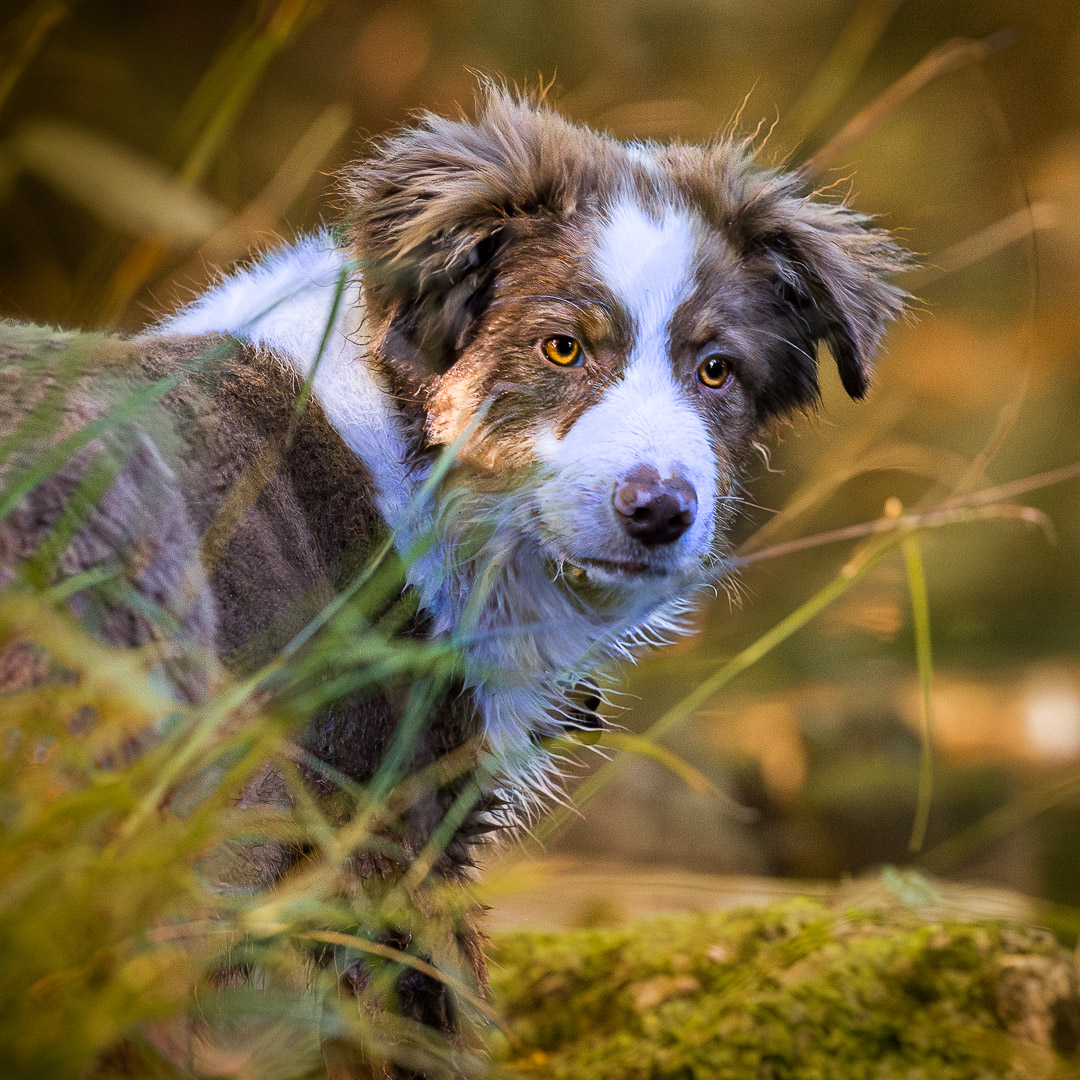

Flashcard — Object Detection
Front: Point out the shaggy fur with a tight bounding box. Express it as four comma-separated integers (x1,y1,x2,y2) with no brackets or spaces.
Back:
0,87,911,1076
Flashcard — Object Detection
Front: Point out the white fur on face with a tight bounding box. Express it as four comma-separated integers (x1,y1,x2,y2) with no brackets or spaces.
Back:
153,232,417,526
533,198,719,579
594,196,697,341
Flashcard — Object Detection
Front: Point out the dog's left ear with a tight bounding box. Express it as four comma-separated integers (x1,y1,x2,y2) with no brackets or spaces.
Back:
748,192,912,403
342,121,513,371
342,87,592,373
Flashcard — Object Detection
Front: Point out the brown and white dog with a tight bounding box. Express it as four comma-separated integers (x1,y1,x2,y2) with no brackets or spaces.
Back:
0,85,908,1065
156,86,907,794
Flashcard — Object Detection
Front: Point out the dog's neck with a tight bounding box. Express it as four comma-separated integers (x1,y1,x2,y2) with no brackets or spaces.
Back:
160,232,417,527
158,234,695,801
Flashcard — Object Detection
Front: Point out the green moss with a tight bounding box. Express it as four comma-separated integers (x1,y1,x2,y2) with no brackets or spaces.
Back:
490,899,1080,1079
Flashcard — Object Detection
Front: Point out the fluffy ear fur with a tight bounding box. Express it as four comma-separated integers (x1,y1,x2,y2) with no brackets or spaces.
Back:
342,86,609,372
733,172,913,404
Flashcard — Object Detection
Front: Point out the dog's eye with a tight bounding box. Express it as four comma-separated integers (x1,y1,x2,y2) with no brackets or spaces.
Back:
542,335,582,367
697,354,733,389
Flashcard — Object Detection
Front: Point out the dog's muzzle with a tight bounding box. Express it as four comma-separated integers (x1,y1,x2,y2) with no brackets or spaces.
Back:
612,465,698,547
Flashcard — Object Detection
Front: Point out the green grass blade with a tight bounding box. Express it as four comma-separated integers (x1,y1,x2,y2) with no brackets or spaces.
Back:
903,534,936,853
0,0,75,119
535,537,901,846
0,338,230,525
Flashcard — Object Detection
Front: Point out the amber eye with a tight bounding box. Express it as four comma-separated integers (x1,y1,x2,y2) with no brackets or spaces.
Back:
697,354,733,389
542,335,582,367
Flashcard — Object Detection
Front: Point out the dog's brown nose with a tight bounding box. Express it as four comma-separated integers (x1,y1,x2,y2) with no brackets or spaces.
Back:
612,465,697,546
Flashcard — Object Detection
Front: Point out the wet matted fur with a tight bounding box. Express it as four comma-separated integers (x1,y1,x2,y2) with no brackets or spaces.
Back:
0,86,911,1076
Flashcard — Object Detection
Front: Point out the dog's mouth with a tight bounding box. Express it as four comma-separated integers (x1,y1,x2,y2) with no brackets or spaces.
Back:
543,549,677,588
532,513,687,589
560,556,658,580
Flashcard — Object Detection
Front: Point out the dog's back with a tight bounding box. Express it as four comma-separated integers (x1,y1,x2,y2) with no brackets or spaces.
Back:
0,324,444,770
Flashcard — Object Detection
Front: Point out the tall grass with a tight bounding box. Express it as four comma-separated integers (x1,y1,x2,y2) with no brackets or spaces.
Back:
0,320,502,1077
3,3,1080,1077
6,289,1080,1078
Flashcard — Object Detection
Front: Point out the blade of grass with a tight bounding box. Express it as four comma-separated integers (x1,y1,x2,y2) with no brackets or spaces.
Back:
0,590,178,730
11,119,229,243
0,341,228,524
917,202,1057,284
732,498,1055,569
366,678,450,805
161,13,259,163
903,532,935,852
536,465,1067,852
919,769,1080,874
177,0,322,191
534,532,902,846
783,0,905,149
559,729,759,821
291,929,510,1037
736,395,916,552
237,741,489,931
0,333,90,471
0,0,77,118
948,64,1040,497
184,102,352,273
97,0,327,324
200,261,351,571
805,29,1017,176
584,731,722,800
277,393,494,666
20,443,127,587
399,771,489,895
736,440,969,557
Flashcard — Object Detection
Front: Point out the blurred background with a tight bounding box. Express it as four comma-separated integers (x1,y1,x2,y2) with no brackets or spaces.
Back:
2,0,1080,920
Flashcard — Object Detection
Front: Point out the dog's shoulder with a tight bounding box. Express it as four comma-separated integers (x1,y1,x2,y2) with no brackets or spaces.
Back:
1,321,388,670
136,330,390,662
0,322,224,700
139,330,385,551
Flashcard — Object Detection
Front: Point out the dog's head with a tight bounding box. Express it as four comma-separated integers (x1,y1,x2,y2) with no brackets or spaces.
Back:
343,87,910,608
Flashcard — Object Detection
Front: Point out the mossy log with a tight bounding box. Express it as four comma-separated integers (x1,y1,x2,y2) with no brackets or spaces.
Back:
489,898,1080,1079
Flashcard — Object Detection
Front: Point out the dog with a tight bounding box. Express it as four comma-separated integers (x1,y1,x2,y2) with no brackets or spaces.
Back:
0,85,908,1074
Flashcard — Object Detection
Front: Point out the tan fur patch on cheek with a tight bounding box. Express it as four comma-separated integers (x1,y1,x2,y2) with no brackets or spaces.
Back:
458,429,538,474
426,369,483,446
426,369,541,473
458,437,538,476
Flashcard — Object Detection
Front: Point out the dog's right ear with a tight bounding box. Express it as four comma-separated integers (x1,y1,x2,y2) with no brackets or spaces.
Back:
343,87,595,374
725,164,913,413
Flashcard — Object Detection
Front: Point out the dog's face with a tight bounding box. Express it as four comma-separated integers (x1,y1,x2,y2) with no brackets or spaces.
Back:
345,89,908,609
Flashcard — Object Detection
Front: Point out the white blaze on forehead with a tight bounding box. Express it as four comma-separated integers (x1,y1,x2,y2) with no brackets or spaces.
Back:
587,196,713,487
534,197,718,565
594,197,697,347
